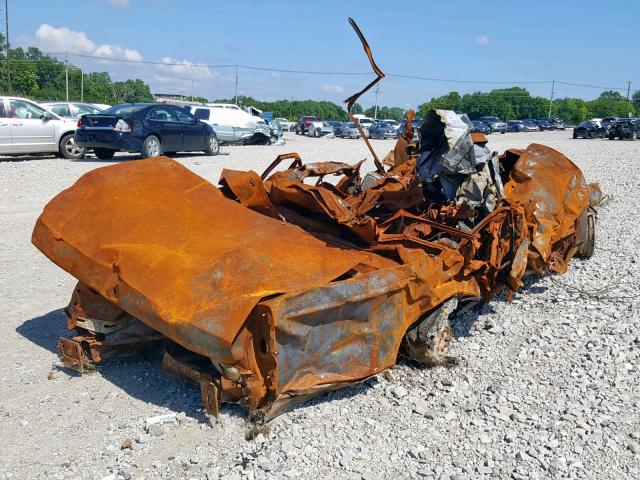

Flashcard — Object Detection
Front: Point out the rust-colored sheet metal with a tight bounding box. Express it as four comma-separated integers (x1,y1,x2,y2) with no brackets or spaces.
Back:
32,158,392,371
502,143,591,273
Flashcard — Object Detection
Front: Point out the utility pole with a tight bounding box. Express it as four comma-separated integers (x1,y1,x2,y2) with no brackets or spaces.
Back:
289,95,293,119
65,52,69,101
190,78,194,102
80,68,83,102
547,79,555,118
625,81,632,117
373,83,380,120
4,0,11,95
234,63,238,105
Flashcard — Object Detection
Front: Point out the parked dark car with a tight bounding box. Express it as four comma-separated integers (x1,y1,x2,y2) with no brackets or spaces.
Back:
471,120,491,134
523,119,551,131
477,116,507,133
326,120,344,133
294,115,317,135
368,121,397,139
75,103,219,159
601,117,621,134
520,120,541,132
607,119,639,140
506,120,523,132
572,120,606,139
395,119,422,141
547,118,565,130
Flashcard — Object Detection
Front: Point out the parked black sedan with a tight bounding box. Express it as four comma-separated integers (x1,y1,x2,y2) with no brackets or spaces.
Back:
572,120,606,139
75,103,219,159
471,120,491,135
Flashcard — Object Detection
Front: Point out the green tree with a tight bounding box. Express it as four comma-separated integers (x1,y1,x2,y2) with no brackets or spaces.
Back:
587,90,635,118
632,90,640,113
418,91,462,117
552,98,589,124
0,39,154,104
351,102,363,114
214,96,349,121
363,105,406,121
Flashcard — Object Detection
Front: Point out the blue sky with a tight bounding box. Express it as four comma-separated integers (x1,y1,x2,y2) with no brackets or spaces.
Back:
12,0,640,108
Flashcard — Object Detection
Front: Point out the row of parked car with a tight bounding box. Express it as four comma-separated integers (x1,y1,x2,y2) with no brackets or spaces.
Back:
290,115,417,140
288,114,569,141
0,95,290,159
470,117,566,135
573,117,639,140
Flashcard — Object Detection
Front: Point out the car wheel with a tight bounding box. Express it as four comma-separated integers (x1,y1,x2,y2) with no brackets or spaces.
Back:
608,134,615,140
205,134,220,155
94,148,115,160
404,298,458,367
141,135,162,158
313,130,319,137
632,132,637,141
59,133,86,160
573,132,577,139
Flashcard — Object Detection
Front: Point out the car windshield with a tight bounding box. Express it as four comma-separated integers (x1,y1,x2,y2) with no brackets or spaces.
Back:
481,117,500,122
378,122,390,128
102,104,148,116
580,122,596,128
347,122,356,128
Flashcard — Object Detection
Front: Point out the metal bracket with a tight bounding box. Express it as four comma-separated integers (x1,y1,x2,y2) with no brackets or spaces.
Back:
58,337,87,373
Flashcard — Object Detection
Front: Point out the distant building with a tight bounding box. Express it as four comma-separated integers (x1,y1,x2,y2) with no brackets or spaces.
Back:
154,93,205,107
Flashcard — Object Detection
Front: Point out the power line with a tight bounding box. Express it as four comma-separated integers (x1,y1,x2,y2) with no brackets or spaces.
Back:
40,51,639,90
3,51,636,98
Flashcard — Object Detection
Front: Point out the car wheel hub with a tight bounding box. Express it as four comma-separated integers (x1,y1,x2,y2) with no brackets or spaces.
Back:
148,139,159,156
66,137,82,156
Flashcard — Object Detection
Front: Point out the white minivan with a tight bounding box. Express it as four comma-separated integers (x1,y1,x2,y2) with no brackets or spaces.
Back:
0,96,84,159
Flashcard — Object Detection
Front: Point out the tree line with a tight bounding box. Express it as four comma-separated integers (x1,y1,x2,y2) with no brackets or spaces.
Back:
1,37,638,124
417,87,639,124
0,35,154,104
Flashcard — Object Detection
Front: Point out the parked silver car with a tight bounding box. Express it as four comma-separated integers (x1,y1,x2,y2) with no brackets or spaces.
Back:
0,96,85,159
41,102,104,119
339,121,361,138
307,121,334,137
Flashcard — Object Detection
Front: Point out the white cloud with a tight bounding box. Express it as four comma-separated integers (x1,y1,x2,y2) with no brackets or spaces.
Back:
155,57,218,80
33,24,143,61
35,24,96,54
475,35,490,46
94,44,143,62
271,72,281,79
105,0,130,7
321,84,344,94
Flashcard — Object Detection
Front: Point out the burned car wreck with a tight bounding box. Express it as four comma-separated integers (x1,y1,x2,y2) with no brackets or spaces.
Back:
31,19,601,423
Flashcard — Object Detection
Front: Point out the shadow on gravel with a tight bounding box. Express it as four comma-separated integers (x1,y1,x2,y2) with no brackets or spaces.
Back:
15,308,67,354
16,308,243,423
0,154,58,162
74,152,215,164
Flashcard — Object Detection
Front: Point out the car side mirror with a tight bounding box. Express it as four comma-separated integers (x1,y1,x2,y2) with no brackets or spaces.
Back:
42,111,53,121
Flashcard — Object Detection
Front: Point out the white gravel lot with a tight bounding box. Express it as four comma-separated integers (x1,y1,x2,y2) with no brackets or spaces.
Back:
1,131,639,480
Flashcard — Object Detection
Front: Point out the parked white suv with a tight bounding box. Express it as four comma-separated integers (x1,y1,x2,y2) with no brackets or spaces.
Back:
0,96,84,159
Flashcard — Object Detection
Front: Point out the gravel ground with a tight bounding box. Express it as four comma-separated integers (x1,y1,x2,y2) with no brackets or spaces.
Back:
1,131,639,480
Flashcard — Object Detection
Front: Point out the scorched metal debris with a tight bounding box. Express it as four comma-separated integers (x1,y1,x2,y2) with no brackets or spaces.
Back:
31,18,601,423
